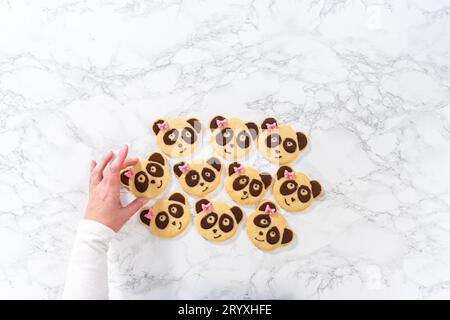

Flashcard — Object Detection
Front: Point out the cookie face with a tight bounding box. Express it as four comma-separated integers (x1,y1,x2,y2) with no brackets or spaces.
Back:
173,157,222,197
246,201,294,251
225,162,272,205
273,166,322,212
120,152,170,198
257,117,308,165
139,193,190,238
194,199,244,242
152,118,202,158
209,115,258,160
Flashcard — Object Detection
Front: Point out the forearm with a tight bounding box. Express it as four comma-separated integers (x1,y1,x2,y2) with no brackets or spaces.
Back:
62,220,116,300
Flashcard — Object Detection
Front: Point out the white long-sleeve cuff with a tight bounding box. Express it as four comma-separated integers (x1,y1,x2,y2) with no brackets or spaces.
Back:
62,219,116,300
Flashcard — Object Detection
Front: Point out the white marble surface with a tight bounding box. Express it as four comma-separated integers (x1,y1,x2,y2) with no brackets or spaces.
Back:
1,0,450,300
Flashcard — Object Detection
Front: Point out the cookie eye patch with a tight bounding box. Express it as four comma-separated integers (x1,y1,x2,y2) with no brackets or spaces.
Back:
283,137,297,153
168,204,184,218
253,214,271,228
201,168,216,182
236,131,250,149
266,133,281,148
163,129,179,145
266,226,280,245
146,163,164,177
186,170,200,187
280,180,298,196
155,212,169,229
219,214,234,233
134,172,149,192
298,185,311,203
249,180,264,197
233,175,250,191
181,127,197,144
216,128,234,146
200,212,218,229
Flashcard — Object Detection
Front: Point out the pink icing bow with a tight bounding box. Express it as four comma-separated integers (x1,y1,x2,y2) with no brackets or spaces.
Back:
124,168,134,178
216,119,228,128
284,170,295,180
157,121,169,130
265,205,276,215
178,163,190,174
144,208,156,219
201,202,212,212
233,165,245,175
266,122,278,130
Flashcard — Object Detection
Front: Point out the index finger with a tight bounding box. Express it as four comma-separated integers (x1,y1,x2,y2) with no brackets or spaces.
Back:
110,145,128,174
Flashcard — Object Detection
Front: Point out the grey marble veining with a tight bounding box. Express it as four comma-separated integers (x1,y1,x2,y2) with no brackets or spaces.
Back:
1,0,450,299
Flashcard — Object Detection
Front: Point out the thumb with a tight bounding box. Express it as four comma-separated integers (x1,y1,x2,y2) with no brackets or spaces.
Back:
123,197,149,217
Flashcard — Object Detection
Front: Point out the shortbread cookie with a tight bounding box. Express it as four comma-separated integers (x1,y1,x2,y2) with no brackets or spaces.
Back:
173,157,222,197
152,117,202,158
246,201,294,251
139,192,190,238
194,198,243,242
273,166,322,212
225,162,272,205
209,115,258,160
120,152,170,198
257,117,308,165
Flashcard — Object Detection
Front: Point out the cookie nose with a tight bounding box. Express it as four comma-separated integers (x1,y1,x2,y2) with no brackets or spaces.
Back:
275,150,280,154
259,231,263,236
291,197,296,202
229,143,235,148
177,143,183,148
212,229,217,234
172,221,176,226
200,182,205,187
243,191,248,195
150,179,156,184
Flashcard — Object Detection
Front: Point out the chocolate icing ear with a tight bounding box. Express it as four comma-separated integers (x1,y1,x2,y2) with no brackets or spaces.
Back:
297,132,308,151
259,173,272,189
168,192,186,204
281,228,294,245
277,166,293,180
207,157,221,172
228,162,241,176
152,119,166,135
258,201,277,213
245,122,259,140
187,118,202,133
120,169,130,187
261,117,278,130
173,162,186,177
310,180,322,198
230,206,243,224
140,209,151,226
210,115,226,131
195,199,210,214
148,152,165,166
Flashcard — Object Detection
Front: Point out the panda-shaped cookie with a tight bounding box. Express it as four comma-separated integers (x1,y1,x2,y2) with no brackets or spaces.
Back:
257,117,308,165
139,192,190,238
194,198,244,242
120,152,170,199
209,115,258,160
152,118,202,158
173,157,222,197
273,166,322,212
246,201,294,251
225,162,272,205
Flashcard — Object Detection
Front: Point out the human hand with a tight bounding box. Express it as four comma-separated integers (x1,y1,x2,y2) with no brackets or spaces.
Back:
84,145,149,232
